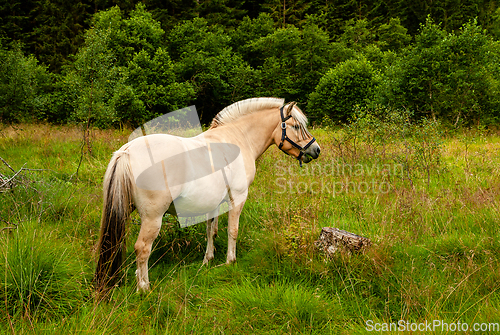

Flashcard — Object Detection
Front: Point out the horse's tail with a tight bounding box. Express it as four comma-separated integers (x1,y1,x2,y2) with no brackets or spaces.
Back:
94,149,134,292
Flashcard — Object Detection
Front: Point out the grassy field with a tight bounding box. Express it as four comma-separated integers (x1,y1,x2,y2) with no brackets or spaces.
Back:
1,122,499,334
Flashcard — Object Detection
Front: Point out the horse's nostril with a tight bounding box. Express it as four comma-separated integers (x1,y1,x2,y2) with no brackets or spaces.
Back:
316,147,321,155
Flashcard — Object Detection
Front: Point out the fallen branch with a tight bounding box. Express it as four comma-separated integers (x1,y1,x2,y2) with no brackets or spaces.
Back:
0,162,26,191
0,157,57,192
0,156,16,173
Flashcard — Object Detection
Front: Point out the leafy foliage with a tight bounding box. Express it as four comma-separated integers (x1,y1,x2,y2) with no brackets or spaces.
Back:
243,17,334,106
308,57,378,123
0,43,52,123
120,48,194,126
92,4,165,67
377,17,412,51
61,4,195,128
230,13,275,66
168,18,253,122
377,18,500,125
65,27,121,127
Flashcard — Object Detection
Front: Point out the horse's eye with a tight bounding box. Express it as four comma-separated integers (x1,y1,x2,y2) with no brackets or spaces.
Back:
292,125,300,130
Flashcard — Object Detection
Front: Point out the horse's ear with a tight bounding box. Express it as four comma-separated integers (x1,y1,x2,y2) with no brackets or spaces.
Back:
286,102,297,116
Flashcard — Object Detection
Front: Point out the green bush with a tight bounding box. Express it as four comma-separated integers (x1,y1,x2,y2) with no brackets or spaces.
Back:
66,27,122,128
247,18,334,106
92,4,165,67
0,44,52,123
307,57,378,123
118,48,195,127
339,19,376,51
168,18,255,122
230,13,275,67
377,18,413,51
3,5,500,128
377,18,500,125
63,4,195,128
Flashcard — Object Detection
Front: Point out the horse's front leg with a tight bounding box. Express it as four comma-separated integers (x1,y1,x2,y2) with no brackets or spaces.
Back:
134,214,162,292
226,201,246,264
203,208,219,265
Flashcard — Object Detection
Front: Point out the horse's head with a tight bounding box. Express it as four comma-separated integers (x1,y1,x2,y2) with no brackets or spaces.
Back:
273,102,320,166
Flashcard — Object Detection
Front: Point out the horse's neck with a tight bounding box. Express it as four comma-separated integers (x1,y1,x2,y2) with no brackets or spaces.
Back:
207,109,279,161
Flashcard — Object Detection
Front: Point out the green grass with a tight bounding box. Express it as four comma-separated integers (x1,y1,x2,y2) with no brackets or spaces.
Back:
0,123,499,334
1,220,88,321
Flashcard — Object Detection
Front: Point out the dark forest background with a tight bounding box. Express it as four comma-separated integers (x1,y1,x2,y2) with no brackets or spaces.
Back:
1,0,500,127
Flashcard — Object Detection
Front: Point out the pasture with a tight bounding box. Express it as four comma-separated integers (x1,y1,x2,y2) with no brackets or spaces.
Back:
1,122,499,334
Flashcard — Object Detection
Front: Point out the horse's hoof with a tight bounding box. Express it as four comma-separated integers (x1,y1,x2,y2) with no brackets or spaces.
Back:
137,282,150,293
203,254,214,265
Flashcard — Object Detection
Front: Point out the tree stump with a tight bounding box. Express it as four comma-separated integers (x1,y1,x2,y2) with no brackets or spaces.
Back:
315,227,371,257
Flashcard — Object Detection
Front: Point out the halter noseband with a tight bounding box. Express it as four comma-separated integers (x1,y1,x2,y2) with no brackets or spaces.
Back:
277,105,316,167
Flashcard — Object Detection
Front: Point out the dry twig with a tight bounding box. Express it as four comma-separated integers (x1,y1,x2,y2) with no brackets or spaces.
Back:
0,163,26,190
0,156,16,173
0,216,18,232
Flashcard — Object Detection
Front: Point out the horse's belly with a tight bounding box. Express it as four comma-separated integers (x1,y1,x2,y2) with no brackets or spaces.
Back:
173,175,228,216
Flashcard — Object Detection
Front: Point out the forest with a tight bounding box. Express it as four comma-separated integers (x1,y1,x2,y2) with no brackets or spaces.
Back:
1,0,500,127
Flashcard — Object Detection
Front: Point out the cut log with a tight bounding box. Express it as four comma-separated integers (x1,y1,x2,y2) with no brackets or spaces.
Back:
315,227,371,257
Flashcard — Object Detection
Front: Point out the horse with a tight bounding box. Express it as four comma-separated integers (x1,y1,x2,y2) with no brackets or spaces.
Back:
94,97,321,293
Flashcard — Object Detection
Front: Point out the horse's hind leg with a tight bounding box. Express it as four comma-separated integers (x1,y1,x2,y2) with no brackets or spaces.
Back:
212,215,218,237
203,210,219,265
134,213,162,292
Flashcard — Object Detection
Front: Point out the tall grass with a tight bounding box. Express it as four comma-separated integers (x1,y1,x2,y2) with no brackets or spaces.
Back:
1,221,88,321
0,122,499,333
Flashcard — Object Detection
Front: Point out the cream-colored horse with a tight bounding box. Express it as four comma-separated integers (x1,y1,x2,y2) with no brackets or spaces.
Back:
94,97,320,293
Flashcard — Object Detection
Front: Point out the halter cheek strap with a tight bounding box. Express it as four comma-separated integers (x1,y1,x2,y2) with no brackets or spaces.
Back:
277,106,316,167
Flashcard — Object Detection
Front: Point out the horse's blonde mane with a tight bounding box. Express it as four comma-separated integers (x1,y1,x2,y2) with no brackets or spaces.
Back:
210,97,284,128
210,97,309,131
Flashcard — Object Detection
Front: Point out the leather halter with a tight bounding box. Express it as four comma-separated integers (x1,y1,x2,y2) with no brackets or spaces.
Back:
277,105,316,167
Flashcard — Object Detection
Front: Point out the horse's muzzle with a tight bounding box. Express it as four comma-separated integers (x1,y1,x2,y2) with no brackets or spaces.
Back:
302,143,321,163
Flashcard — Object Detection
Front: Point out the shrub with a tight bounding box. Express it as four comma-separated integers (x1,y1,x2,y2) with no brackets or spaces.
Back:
168,18,255,122
307,57,378,123
0,44,52,123
377,18,412,52
118,48,195,127
64,4,195,128
377,18,500,125
91,4,165,67
66,27,121,128
247,18,334,106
